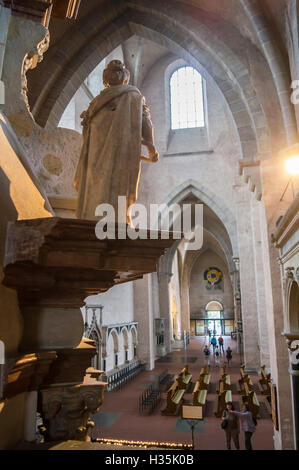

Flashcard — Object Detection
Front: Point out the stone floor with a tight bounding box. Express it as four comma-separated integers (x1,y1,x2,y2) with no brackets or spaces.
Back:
90,336,274,450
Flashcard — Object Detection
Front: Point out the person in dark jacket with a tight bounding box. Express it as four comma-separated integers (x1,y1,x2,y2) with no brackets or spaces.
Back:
226,346,232,366
222,402,240,450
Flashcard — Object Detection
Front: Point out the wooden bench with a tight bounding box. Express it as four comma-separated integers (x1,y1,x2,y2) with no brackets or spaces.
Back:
214,389,233,418
199,365,208,377
161,380,185,416
258,365,271,395
218,375,231,392
192,381,208,407
241,382,260,419
220,365,226,377
238,366,253,394
177,365,192,390
198,374,211,390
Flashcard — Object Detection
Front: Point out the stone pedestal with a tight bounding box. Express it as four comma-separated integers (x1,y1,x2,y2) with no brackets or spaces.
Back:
2,217,176,441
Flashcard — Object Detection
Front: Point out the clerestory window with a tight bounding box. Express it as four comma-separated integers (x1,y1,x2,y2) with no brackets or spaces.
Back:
170,66,205,130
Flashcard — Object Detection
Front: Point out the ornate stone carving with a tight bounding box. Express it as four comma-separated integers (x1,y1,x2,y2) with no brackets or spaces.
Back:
282,332,299,353
21,30,50,115
39,381,105,442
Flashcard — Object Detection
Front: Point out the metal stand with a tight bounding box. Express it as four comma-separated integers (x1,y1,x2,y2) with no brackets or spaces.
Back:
186,419,200,449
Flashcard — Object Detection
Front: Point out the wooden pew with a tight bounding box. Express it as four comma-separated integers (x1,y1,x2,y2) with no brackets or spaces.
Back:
198,374,211,390
220,365,226,377
192,381,208,408
218,374,231,392
238,365,253,394
242,382,260,419
161,380,185,416
214,389,233,418
177,365,192,390
258,365,271,395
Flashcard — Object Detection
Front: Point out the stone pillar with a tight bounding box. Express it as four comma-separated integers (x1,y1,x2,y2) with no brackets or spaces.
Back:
232,258,243,360
133,275,155,369
180,272,190,339
23,390,37,442
250,194,270,367
157,255,172,354
259,157,295,449
234,180,260,371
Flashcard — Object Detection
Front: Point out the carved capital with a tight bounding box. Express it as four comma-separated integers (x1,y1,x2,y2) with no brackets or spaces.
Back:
282,332,299,352
39,381,106,442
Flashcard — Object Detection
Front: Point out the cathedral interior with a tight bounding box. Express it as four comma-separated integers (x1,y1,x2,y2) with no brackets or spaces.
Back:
0,0,298,451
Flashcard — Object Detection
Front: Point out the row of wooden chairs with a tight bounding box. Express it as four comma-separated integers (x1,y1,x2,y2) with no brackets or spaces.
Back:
106,360,145,391
139,384,161,415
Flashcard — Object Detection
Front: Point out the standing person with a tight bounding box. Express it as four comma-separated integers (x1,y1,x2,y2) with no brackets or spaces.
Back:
228,404,256,450
208,329,211,341
203,345,211,370
226,346,232,366
215,346,220,368
218,335,224,354
211,335,217,353
221,402,240,450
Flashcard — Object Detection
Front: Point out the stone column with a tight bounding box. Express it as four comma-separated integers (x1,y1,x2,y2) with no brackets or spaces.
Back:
259,157,295,449
133,275,155,369
157,255,172,354
234,180,260,371
180,270,191,339
232,258,243,360
250,194,270,367
23,390,38,442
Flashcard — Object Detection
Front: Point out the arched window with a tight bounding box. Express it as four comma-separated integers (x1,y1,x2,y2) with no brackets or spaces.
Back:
170,66,205,130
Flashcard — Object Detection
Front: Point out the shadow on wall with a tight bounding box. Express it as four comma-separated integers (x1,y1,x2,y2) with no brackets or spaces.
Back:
0,167,18,263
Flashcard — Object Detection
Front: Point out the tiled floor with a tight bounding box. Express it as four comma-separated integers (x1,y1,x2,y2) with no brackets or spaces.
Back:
90,336,274,450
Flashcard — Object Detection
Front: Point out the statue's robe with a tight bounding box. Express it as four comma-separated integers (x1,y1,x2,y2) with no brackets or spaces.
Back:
74,84,144,221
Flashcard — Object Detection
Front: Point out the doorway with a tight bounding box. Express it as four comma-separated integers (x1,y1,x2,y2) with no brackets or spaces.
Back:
207,319,222,336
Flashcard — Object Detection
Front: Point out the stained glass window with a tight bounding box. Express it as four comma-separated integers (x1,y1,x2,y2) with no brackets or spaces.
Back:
170,66,205,129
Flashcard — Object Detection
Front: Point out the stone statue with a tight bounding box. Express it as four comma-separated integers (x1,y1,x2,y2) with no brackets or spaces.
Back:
74,60,159,223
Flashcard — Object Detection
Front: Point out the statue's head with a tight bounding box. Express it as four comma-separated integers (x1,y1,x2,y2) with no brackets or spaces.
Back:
103,60,130,87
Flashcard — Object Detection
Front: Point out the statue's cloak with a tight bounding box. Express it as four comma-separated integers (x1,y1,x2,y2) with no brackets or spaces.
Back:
74,84,143,220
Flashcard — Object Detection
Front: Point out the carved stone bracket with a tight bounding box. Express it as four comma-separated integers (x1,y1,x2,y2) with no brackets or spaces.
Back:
2,351,57,400
282,332,299,352
3,217,177,307
39,380,106,442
